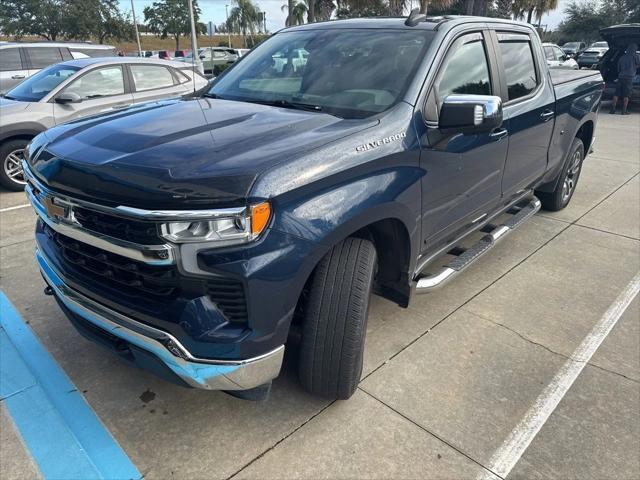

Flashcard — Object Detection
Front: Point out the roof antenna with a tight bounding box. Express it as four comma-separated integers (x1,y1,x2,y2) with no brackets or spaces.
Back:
405,8,427,27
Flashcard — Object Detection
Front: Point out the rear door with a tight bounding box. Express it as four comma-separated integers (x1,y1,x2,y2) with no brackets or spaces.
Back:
418,30,508,249
53,64,133,124
127,64,187,104
0,47,28,93
491,31,555,200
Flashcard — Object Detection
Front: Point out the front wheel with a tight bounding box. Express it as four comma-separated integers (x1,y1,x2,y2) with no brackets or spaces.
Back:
298,237,377,400
536,137,584,211
0,139,29,191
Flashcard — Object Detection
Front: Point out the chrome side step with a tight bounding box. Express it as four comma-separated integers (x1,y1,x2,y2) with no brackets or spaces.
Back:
414,197,541,293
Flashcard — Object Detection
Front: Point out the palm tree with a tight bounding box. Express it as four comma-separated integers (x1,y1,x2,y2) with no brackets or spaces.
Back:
534,0,558,27
228,0,262,47
419,0,455,16
513,0,536,23
495,0,513,19
281,1,308,25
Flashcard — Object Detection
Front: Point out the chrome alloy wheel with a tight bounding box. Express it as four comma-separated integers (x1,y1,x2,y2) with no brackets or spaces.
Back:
3,148,26,186
561,148,582,202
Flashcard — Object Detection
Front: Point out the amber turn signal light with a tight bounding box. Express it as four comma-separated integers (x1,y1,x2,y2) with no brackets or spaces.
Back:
251,201,271,235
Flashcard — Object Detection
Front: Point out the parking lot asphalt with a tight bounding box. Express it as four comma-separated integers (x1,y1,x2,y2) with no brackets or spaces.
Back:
1,107,638,480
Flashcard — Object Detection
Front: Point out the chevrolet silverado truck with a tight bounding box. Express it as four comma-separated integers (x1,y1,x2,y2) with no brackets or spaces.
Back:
24,13,603,401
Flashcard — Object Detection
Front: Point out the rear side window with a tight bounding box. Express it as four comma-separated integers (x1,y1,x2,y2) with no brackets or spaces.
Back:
130,65,175,91
435,34,492,103
498,40,538,101
0,48,22,71
70,47,117,58
25,47,63,69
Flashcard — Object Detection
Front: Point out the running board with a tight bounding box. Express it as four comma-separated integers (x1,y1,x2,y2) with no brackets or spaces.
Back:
415,197,541,293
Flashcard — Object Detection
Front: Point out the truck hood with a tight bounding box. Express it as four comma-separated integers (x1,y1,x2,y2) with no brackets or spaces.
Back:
29,97,376,208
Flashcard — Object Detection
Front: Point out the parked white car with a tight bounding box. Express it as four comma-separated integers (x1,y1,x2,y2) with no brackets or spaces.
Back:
543,43,579,70
0,57,208,190
0,42,116,93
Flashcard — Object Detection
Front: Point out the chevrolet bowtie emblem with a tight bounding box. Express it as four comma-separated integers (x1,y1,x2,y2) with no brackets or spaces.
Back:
43,196,65,219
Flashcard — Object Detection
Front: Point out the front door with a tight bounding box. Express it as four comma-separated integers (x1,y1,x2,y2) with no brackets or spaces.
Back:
418,31,508,250
53,65,134,124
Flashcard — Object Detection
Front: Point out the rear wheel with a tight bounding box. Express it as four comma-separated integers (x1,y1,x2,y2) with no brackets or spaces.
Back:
298,237,377,400
536,137,584,211
0,139,29,191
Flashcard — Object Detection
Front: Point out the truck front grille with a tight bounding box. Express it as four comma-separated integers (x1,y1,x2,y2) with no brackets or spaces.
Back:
43,223,249,323
45,223,178,297
73,206,162,245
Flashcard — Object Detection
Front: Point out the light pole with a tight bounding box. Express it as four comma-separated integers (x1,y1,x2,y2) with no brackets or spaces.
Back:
263,11,267,34
130,0,142,57
187,0,203,73
225,4,231,48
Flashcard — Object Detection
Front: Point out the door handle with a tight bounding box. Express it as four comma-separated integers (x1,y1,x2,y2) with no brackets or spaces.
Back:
111,103,130,110
540,109,554,122
11,74,25,80
489,128,508,141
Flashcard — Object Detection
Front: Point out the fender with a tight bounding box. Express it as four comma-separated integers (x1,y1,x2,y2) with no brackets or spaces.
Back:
0,121,46,143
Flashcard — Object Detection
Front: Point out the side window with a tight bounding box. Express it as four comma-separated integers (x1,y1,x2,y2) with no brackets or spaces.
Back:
25,47,63,69
435,34,492,105
174,68,191,84
64,66,125,99
498,40,538,101
554,47,565,60
544,47,554,61
129,65,175,91
60,48,73,61
0,48,23,71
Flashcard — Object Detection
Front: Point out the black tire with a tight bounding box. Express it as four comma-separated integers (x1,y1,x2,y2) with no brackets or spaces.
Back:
0,139,29,191
298,237,377,400
536,138,584,211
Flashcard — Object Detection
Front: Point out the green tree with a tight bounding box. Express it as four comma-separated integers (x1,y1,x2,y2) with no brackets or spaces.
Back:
558,0,629,43
143,0,206,50
65,0,133,43
0,0,67,40
419,0,455,15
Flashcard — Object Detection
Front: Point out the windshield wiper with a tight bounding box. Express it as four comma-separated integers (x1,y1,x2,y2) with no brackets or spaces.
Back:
243,98,323,113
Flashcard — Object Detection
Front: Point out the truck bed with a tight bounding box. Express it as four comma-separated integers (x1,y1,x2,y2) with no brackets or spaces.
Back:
550,68,601,86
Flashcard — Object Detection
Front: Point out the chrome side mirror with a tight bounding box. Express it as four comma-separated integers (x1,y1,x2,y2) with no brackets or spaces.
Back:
438,95,503,133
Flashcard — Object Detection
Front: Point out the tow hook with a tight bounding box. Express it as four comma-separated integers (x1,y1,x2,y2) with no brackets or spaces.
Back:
44,285,54,296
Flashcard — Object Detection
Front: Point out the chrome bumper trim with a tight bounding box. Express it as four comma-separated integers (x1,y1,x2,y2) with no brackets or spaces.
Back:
23,165,176,266
37,249,284,390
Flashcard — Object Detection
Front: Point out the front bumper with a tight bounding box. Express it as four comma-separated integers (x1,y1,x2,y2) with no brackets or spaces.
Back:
37,249,284,390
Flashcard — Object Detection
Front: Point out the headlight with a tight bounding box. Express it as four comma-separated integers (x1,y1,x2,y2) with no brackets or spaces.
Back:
160,201,271,246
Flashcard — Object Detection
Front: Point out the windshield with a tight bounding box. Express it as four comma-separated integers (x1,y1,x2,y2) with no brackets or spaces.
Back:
563,43,580,49
208,29,434,119
590,42,608,48
5,64,79,102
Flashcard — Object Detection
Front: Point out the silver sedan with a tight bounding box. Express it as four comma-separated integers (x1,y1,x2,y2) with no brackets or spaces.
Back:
0,57,208,190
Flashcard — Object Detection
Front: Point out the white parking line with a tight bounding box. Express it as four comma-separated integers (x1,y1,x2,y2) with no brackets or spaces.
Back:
0,203,30,213
480,272,640,480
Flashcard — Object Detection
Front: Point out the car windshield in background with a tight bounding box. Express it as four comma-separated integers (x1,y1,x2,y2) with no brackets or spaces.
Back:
208,29,434,119
5,64,79,102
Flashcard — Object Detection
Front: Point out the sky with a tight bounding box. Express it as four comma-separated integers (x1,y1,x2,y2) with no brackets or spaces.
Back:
119,0,588,35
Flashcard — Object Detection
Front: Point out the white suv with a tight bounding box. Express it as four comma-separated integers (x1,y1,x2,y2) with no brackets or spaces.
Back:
0,42,116,93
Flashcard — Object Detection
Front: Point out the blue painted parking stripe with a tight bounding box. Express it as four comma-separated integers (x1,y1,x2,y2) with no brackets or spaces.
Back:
0,291,141,480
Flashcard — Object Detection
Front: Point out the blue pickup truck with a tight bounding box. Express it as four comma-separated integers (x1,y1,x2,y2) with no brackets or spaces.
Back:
24,14,603,400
